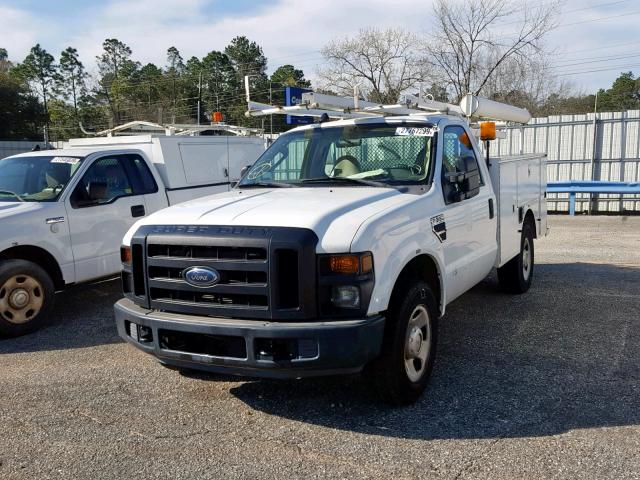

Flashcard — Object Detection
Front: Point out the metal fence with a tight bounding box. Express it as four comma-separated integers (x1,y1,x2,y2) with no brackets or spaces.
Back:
497,110,640,213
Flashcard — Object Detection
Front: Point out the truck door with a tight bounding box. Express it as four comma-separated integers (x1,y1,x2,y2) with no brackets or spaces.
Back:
64,154,151,282
439,125,497,301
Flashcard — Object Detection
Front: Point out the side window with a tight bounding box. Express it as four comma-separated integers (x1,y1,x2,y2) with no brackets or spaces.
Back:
441,126,483,204
71,156,133,208
129,156,158,194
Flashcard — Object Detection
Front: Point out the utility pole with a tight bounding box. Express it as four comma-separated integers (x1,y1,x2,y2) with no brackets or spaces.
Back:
197,71,202,125
589,91,599,214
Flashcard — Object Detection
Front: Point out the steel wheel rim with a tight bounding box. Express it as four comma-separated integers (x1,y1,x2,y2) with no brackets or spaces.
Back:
522,237,531,281
0,275,44,324
404,304,431,383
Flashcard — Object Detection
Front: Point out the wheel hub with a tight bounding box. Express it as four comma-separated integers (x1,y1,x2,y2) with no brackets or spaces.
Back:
406,326,423,358
9,288,30,309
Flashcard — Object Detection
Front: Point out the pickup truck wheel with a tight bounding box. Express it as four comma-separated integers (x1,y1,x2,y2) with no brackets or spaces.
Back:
0,260,55,337
369,282,438,405
497,222,535,294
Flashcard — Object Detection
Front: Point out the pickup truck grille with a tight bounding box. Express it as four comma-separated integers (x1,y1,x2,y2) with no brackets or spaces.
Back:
127,225,319,321
146,244,270,315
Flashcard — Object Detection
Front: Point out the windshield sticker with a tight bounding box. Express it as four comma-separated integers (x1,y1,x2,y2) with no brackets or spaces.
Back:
395,126,437,137
51,156,81,165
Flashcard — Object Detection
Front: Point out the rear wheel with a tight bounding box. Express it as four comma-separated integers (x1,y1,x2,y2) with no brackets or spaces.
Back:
369,281,438,405
497,222,535,294
0,260,55,337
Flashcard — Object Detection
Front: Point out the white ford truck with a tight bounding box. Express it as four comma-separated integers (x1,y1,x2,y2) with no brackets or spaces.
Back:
0,130,265,337
114,92,547,404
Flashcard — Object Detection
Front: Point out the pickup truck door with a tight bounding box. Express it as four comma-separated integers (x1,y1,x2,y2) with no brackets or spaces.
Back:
439,125,497,302
64,153,154,282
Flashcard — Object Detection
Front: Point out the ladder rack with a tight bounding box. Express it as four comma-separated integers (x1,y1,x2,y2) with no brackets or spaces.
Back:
244,76,531,125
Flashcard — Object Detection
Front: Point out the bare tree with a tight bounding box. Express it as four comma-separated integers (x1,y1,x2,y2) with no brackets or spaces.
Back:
426,0,561,101
318,28,425,103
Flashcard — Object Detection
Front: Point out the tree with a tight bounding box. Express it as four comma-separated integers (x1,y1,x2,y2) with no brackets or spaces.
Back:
13,44,58,140
270,65,310,88
95,38,139,123
0,48,11,73
318,28,424,103
0,70,42,139
426,0,560,101
57,47,88,116
596,72,640,111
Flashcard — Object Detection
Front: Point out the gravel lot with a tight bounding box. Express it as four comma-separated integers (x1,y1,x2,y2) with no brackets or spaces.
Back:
1,215,639,479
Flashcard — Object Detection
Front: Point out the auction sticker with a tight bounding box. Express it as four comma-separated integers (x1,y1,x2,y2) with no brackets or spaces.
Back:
51,156,81,165
395,126,437,137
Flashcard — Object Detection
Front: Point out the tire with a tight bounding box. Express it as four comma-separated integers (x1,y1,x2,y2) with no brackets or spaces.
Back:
497,221,535,294
0,259,55,337
368,281,438,406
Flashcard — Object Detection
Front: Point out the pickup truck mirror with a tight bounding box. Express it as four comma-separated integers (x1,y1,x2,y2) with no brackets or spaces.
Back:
444,156,481,203
240,164,253,178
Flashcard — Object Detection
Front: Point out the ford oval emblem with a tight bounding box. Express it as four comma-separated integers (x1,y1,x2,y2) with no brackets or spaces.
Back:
182,266,220,288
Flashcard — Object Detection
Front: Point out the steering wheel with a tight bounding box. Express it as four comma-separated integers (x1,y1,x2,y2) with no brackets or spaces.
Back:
52,184,65,195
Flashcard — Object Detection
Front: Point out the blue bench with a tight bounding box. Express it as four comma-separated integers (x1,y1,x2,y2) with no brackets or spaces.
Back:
547,181,640,215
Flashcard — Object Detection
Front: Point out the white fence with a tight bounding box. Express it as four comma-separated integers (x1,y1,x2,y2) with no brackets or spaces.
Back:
0,141,51,160
498,110,640,213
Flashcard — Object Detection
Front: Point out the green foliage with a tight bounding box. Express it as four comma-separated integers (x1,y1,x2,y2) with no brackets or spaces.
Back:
2,37,314,140
596,72,640,112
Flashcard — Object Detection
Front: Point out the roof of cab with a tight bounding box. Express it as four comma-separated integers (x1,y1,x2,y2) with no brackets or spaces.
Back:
281,114,455,136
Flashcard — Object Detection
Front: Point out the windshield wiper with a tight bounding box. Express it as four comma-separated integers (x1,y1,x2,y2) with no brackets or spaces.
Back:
239,181,298,188
301,177,391,188
0,190,24,202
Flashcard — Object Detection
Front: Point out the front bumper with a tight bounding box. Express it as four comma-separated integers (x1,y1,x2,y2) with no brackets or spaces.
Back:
114,298,385,379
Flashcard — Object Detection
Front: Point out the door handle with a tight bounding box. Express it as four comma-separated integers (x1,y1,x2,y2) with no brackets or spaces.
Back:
224,168,229,178
131,205,146,218
488,199,494,219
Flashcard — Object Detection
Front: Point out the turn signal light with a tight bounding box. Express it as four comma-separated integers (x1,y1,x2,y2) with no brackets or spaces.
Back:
330,255,359,274
327,252,374,275
120,246,132,265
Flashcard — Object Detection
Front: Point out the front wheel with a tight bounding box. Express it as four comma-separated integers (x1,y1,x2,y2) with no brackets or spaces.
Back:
497,222,535,294
0,260,55,337
368,282,438,405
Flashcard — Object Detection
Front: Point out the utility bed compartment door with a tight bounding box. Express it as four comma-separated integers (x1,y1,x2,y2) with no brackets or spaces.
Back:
489,154,546,267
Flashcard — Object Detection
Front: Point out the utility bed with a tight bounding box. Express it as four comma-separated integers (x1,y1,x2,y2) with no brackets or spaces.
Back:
488,154,548,267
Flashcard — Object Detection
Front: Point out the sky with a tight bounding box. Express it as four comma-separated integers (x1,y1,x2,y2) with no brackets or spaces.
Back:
1,0,639,94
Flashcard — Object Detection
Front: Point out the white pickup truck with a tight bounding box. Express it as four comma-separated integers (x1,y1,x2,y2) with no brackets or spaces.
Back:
114,93,547,404
0,133,265,337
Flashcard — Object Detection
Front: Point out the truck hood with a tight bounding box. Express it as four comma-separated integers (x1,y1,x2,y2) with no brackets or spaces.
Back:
127,187,410,252
0,201,53,220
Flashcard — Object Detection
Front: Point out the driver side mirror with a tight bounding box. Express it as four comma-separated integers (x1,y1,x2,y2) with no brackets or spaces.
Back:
240,164,253,178
445,156,481,203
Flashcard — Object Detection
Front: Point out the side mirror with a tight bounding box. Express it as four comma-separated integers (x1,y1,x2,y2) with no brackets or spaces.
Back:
444,156,481,203
240,164,253,178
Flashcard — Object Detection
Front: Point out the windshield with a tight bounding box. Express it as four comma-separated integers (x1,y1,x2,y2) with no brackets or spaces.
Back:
0,155,85,202
238,123,435,188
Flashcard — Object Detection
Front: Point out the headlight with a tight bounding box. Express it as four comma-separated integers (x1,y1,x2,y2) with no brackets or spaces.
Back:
331,285,361,309
318,252,374,316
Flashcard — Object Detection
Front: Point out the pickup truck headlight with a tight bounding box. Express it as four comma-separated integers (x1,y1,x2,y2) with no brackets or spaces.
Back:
318,252,374,316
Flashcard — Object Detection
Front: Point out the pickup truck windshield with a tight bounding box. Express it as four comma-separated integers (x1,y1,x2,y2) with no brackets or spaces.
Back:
239,123,435,188
0,155,85,202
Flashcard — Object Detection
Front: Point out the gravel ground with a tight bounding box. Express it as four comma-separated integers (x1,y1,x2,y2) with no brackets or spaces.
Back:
1,215,639,479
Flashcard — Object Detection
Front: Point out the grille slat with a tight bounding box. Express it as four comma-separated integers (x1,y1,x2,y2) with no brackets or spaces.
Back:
146,243,270,314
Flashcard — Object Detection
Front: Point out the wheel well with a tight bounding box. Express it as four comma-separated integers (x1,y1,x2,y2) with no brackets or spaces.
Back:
0,246,65,289
524,209,537,238
390,254,442,316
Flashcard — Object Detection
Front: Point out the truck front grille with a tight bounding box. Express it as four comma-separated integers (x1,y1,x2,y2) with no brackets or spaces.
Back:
126,225,319,321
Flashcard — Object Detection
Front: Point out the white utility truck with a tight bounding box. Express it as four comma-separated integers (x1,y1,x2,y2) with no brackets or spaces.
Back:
0,123,265,336
114,90,547,404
